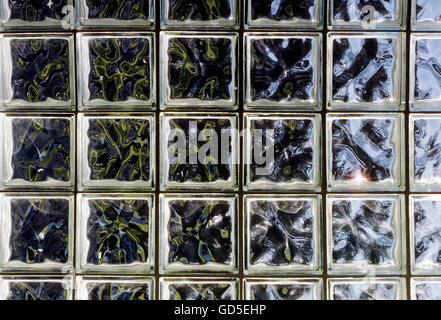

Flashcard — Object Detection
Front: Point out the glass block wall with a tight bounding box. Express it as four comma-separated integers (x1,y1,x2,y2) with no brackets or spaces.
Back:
0,0,440,301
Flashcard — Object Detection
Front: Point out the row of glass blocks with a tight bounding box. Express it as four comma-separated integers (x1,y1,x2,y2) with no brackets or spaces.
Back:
3,31,441,111
0,1,439,31
1,112,440,192
0,192,439,275
1,276,440,300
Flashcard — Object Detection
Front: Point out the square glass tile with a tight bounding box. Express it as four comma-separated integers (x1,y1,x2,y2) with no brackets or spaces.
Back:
160,194,238,274
0,276,73,300
411,278,441,300
244,195,321,274
327,278,406,300
160,32,238,109
75,276,154,300
244,33,322,110
243,278,323,300
327,32,405,110
2,114,75,190
78,114,155,191
160,278,238,300
326,113,405,191
1,33,75,110
76,193,154,274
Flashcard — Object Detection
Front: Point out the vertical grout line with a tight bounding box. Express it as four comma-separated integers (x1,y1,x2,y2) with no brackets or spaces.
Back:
237,0,244,301
405,3,412,299
322,0,328,300
154,0,161,301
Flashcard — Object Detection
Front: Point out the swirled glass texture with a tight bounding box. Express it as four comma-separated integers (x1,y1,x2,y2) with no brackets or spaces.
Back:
86,199,150,265
88,37,151,102
8,198,70,264
10,38,71,103
167,199,233,265
11,118,71,183
87,118,151,182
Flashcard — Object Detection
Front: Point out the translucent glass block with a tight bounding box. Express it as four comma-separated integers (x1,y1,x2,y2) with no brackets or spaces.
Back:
0,194,74,273
78,114,155,191
326,113,405,191
410,195,441,274
410,34,441,111
1,33,75,110
411,278,441,300
328,0,407,30
0,0,75,30
76,276,154,300
160,113,239,191
244,33,322,111
243,278,323,300
326,194,405,275
243,114,321,191
327,33,405,111
77,33,155,111
0,276,73,300
327,278,406,300
245,0,323,29
77,0,154,29
160,278,238,300
76,193,155,274
244,195,321,275
411,0,441,30
161,0,239,29
160,32,238,110
2,114,75,190
410,115,441,191
160,194,238,274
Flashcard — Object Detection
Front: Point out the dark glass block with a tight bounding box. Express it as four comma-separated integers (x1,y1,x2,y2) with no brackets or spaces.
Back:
88,37,151,103
167,199,233,266
8,198,70,264
10,38,71,103
86,199,150,265
87,118,151,182
11,118,71,183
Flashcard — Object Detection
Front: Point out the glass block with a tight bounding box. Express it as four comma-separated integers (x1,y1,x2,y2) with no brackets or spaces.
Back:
327,33,405,111
2,114,75,190
77,0,154,29
244,114,321,191
160,32,238,110
76,193,154,274
244,278,323,300
160,194,237,274
160,278,238,300
326,113,405,191
76,276,154,300
410,34,441,111
411,0,441,30
0,194,73,273
411,278,441,300
0,276,73,300
409,195,441,274
160,113,239,191
161,0,239,29
244,195,321,275
1,33,75,110
0,0,74,29
245,0,323,29
244,33,322,111
327,278,406,300
78,114,155,191
410,115,441,191
326,194,405,275
328,0,406,30
77,33,155,111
